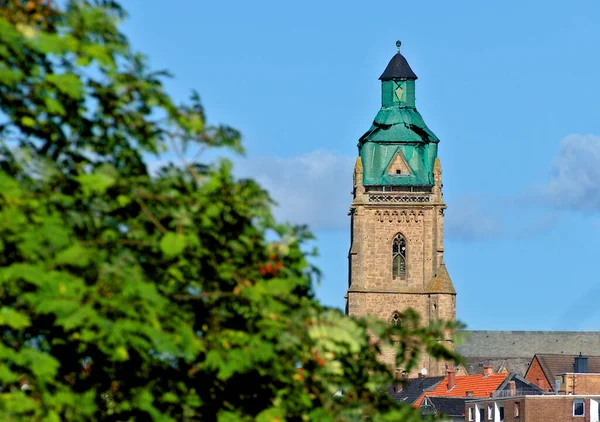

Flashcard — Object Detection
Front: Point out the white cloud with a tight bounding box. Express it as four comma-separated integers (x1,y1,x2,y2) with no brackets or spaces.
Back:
149,149,504,239
234,149,355,230
237,150,504,239
445,195,503,241
536,134,600,211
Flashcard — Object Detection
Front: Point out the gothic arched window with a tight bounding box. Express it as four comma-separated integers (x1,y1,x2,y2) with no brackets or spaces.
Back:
392,234,407,278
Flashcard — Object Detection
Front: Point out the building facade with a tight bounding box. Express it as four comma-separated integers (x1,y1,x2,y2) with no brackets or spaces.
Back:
346,43,456,376
524,353,600,392
466,395,600,422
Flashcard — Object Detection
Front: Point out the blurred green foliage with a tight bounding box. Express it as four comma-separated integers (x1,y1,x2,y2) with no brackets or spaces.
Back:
0,1,461,420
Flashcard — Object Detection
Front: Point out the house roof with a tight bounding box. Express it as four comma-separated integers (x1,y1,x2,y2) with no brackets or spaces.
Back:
527,354,600,387
414,373,508,406
458,331,600,358
497,373,545,395
389,376,444,405
421,396,467,417
379,52,418,81
426,261,456,294
463,357,532,377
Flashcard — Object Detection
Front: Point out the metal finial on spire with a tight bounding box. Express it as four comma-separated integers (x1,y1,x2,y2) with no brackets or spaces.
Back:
396,40,401,53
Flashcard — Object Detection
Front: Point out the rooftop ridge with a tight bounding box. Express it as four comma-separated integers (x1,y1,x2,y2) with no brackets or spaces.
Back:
458,331,600,359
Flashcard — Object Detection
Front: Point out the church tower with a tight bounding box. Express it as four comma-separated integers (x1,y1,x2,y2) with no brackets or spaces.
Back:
347,42,456,377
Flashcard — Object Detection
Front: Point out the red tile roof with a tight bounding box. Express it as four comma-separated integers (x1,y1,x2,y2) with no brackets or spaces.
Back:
414,373,508,407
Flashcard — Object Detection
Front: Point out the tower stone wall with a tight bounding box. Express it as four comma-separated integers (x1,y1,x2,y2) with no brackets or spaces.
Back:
346,44,456,378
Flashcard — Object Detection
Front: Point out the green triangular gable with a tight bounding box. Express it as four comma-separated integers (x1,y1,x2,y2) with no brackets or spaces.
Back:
361,142,436,186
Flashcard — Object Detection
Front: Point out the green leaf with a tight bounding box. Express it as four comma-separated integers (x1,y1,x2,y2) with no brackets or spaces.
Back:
0,172,23,200
44,97,66,116
76,172,115,195
43,410,61,422
20,116,36,127
0,307,30,329
54,243,90,267
45,73,84,100
217,411,244,422
15,23,38,40
161,392,178,404
115,346,129,361
83,44,114,67
0,64,23,85
0,364,19,384
117,194,131,207
256,408,284,422
0,392,38,413
160,232,187,257
23,349,60,381
32,32,67,55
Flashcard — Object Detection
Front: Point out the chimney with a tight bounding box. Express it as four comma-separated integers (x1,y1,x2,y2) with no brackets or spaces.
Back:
508,381,516,397
483,365,493,376
394,371,408,392
418,372,425,379
574,353,588,373
466,391,474,397
447,370,456,390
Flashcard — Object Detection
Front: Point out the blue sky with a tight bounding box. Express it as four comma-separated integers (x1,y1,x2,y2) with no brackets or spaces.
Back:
122,0,600,331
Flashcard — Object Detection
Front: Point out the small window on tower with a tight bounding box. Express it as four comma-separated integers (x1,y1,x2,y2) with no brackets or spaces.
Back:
396,169,402,175
391,312,401,327
392,234,407,279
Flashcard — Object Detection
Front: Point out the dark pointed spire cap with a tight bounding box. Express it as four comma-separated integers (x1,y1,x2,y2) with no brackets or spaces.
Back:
379,41,418,81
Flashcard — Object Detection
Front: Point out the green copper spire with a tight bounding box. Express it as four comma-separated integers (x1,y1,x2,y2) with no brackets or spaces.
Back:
359,42,439,186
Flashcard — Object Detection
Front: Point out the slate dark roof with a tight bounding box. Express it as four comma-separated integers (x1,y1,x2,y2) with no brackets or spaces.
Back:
379,53,418,81
496,373,545,396
529,354,600,386
421,396,467,417
389,376,444,405
458,331,600,358
463,357,532,377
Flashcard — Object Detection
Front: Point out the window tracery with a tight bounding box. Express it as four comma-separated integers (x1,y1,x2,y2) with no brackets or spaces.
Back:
392,234,406,278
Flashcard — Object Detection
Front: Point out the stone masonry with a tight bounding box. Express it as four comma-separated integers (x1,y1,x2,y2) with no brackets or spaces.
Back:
346,45,456,378
347,157,456,377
